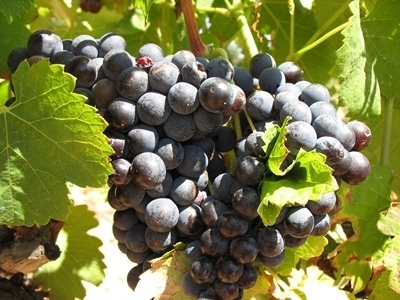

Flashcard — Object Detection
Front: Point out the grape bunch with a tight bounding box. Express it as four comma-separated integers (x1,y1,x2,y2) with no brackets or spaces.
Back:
6,29,372,300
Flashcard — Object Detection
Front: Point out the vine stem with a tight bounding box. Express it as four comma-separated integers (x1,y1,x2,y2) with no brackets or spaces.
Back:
289,0,295,56
290,21,350,61
180,0,208,56
380,96,394,165
231,0,259,58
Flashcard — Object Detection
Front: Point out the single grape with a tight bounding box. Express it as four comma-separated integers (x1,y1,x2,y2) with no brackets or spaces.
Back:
341,151,371,185
206,57,235,81
131,152,166,189
103,49,136,81
299,83,330,106
201,200,229,228
284,206,314,238
167,82,199,115
347,120,372,151
246,90,274,121
257,226,285,257
116,66,149,102
71,34,98,58
217,210,249,239
198,77,235,113
64,55,98,88
137,43,165,62
137,92,171,126
191,256,217,284
232,188,260,220
145,197,179,232
145,227,177,253
257,250,286,268
170,176,199,206
277,61,304,83
148,60,180,95
285,121,317,155
98,32,127,57
237,263,258,289
27,29,63,57
125,223,148,253
163,111,196,142
258,67,286,94
249,52,276,78
199,228,230,257
229,235,259,264
154,138,184,170
216,255,244,283
310,213,331,236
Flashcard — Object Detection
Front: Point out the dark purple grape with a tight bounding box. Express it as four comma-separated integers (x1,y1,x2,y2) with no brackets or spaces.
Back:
185,240,203,265
137,43,164,62
249,52,276,78
201,200,229,228
149,60,181,95
154,138,184,170
232,188,260,220
257,226,285,257
306,191,337,215
125,223,148,253
246,90,275,121
315,136,345,166
193,106,224,134
80,0,102,13
98,32,126,57
258,67,286,94
280,100,312,124
199,228,230,257
106,98,138,133
131,152,166,189
109,158,132,186
170,176,198,206
176,145,208,178
347,120,372,151
235,155,266,186
116,66,149,102
115,181,145,207
137,92,171,125
284,206,314,238
257,249,285,268
341,151,371,185
145,197,179,232
181,61,207,88
217,210,249,239
92,78,120,108
64,55,98,88
223,84,246,117
126,123,159,155
277,61,304,83
163,111,196,142
145,227,177,253
171,49,196,71
198,77,235,113
7,47,30,73
113,208,139,231
103,49,136,81
27,29,63,57
50,50,75,65
126,264,142,291
233,66,254,96
273,91,299,115
216,255,244,283
284,235,308,248
275,83,302,98
299,83,330,106
310,213,331,236
237,263,258,289
206,57,235,81
230,235,259,264
71,34,98,58
213,280,240,300
285,121,317,155
146,171,173,198
167,82,199,115
191,256,217,284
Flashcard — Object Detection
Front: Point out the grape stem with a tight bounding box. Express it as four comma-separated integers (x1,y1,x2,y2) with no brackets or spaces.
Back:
180,0,209,56
380,96,393,165
289,21,350,61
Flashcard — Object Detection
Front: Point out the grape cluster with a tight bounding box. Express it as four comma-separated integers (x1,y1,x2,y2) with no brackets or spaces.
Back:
7,30,372,300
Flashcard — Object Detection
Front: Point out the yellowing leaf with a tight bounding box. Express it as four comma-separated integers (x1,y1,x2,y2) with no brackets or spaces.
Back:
134,246,193,300
0,60,113,226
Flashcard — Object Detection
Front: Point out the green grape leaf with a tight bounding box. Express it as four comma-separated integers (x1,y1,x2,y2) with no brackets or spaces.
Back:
361,0,400,102
332,0,381,119
259,149,338,225
266,117,292,175
0,60,113,226
343,260,373,295
331,165,392,291
0,0,34,23
377,203,400,294
363,111,400,195
33,204,106,300
272,236,328,276
132,0,154,24
260,119,281,160
0,15,31,78
368,271,400,300
134,244,193,300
